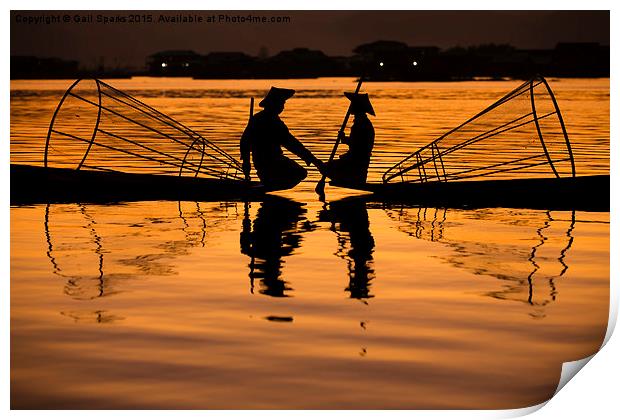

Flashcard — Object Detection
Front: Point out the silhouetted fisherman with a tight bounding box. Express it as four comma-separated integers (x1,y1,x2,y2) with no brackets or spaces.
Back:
240,87,325,191
327,92,375,186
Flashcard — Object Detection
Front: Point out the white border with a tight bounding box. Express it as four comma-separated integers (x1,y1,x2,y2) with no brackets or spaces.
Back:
4,2,617,419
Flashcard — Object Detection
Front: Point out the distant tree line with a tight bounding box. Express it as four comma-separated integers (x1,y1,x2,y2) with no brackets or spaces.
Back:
11,40,610,80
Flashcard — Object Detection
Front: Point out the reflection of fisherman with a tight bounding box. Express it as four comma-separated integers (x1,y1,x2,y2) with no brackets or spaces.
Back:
240,196,314,297
319,198,375,299
240,87,325,191
327,92,375,186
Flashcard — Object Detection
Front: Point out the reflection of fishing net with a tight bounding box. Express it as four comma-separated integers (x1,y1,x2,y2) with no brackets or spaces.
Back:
383,205,576,314
44,201,239,301
383,76,575,183
44,79,243,179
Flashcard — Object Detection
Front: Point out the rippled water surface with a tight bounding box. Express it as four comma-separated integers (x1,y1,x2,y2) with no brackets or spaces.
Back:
10,78,609,409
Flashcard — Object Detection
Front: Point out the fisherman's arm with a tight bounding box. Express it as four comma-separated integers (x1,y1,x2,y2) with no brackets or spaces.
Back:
282,130,323,169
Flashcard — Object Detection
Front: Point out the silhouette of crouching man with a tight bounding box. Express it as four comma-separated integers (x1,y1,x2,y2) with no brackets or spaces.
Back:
240,87,325,191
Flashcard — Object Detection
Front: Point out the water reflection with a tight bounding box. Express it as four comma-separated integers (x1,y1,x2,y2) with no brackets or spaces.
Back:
60,310,125,324
44,198,576,317
178,201,208,247
264,315,294,323
382,204,576,317
239,196,376,300
318,197,375,300
488,211,576,317
240,196,314,297
44,204,113,300
44,201,238,302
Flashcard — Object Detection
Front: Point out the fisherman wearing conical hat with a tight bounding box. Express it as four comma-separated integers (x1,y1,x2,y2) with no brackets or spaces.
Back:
240,87,325,191
326,92,375,186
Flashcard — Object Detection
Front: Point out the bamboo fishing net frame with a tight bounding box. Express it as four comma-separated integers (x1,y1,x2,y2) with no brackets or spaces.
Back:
382,76,576,184
44,79,244,180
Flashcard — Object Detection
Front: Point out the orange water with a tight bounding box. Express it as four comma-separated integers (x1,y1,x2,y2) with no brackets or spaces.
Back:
10,78,610,409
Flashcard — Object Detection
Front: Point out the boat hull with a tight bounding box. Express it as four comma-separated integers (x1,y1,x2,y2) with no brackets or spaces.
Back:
11,164,610,211
11,164,266,205
358,175,610,211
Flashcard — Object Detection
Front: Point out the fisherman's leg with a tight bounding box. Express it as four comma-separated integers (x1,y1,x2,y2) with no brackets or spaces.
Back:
326,159,351,185
267,164,307,191
258,159,307,191
287,163,307,188
327,157,368,186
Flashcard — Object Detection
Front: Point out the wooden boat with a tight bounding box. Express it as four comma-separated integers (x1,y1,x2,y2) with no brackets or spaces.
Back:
12,79,264,205
12,77,607,211
10,164,265,205
11,163,609,211
352,75,610,212
334,175,610,212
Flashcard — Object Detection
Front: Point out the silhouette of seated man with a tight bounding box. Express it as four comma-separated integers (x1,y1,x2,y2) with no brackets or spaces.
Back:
327,92,375,186
240,87,325,191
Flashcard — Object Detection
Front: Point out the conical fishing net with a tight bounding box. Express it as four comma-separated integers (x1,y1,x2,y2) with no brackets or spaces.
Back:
383,76,575,184
44,79,243,180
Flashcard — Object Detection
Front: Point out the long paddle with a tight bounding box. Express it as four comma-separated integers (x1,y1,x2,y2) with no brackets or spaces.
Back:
315,75,364,200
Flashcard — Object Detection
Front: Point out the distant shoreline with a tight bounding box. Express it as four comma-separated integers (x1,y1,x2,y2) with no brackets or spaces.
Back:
9,75,612,83
11,42,610,81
